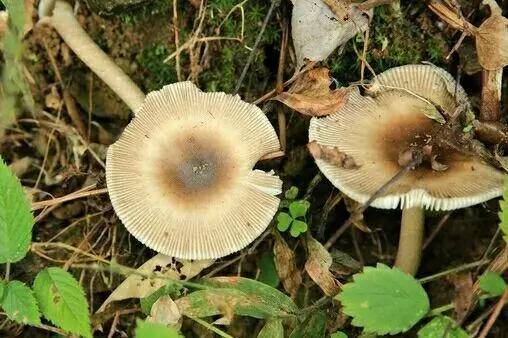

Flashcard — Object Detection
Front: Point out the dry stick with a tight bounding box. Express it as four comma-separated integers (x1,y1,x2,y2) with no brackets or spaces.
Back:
276,17,289,151
173,0,182,81
324,156,422,249
234,0,279,93
422,211,452,250
63,89,87,138
477,289,508,338
31,186,108,211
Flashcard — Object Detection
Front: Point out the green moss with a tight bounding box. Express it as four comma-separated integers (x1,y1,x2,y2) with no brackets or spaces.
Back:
117,0,171,26
135,43,177,92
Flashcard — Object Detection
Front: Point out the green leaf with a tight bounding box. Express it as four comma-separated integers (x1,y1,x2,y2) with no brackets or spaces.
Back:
1,281,40,325
135,319,183,338
140,283,182,315
176,277,298,319
285,186,299,200
417,316,469,338
258,319,284,338
479,272,506,296
276,212,293,232
499,177,508,244
0,0,25,35
337,263,430,335
330,332,348,338
0,157,34,263
33,267,92,338
0,281,5,302
258,251,280,288
289,220,308,237
289,309,326,338
289,200,310,219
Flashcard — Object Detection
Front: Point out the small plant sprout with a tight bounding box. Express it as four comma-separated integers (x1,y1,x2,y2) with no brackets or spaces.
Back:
36,1,283,260
309,64,504,275
277,186,310,237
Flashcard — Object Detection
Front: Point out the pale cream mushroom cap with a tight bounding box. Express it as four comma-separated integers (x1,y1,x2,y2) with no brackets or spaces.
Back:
309,64,504,211
106,82,282,259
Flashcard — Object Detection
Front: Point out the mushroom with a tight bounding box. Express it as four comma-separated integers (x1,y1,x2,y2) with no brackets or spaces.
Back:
38,0,283,259
107,82,282,259
309,64,504,275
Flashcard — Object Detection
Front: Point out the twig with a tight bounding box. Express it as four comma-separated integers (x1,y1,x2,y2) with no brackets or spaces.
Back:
477,289,508,338
325,156,422,249
107,311,120,338
276,16,289,151
173,0,182,81
31,186,108,211
423,211,452,249
418,259,491,284
234,0,279,93
185,314,234,338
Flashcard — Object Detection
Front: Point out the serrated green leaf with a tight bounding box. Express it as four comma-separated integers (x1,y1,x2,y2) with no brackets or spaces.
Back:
0,157,34,263
140,283,182,315
258,252,280,288
258,319,284,338
33,267,91,338
289,200,310,219
330,332,348,338
277,212,293,232
499,177,508,244
135,319,183,338
289,309,326,338
479,272,506,296
289,220,308,237
1,281,40,325
417,316,469,338
337,263,430,335
285,186,299,200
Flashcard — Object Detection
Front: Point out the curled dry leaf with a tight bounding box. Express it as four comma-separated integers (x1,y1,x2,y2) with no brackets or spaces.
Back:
96,254,213,313
305,236,341,296
147,296,181,327
273,236,302,298
291,0,371,68
476,14,508,71
273,68,352,117
308,140,359,169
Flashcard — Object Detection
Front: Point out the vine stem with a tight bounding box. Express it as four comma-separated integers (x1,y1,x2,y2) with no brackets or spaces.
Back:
4,263,10,282
185,314,234,338
418,259,491,284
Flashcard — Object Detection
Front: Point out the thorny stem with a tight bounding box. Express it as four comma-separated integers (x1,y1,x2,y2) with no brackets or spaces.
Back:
394,207,424,276
234,0,280,93
39,0,146,112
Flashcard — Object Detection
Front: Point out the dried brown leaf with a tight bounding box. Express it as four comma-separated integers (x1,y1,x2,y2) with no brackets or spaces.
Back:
97,254,213,313
273,236,301,298
147,296,181,327
476,15,508,70
305,236,341,296
308,140,359,169
449,273,474,323
274,68,351,117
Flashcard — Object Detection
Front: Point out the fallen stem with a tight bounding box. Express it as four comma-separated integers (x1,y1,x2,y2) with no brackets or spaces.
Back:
419,259,491,284
185,314,234,338
31,187,108,211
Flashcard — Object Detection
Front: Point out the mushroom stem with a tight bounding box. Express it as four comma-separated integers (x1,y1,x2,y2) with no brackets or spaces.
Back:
394,207,425,275
39,0,146,112
480,68,503,122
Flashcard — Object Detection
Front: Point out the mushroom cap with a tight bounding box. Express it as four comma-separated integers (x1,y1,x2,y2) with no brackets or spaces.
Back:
309,64,504,211
106,82,281,259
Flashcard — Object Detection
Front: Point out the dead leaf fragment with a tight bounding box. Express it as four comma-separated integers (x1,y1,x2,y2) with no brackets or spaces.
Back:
308,140,359,169
291,0,371,68
273,236,302,298
147,296,181,327
274,68,351,117
449,273,474,323
476,14,508,70
305,236,341,296
97,254,213,313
